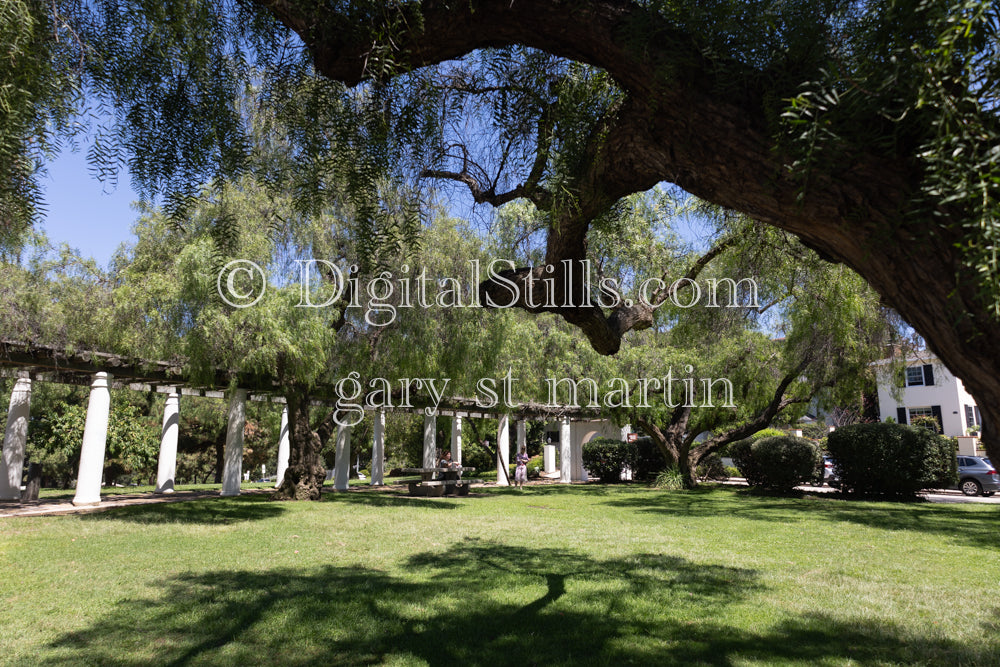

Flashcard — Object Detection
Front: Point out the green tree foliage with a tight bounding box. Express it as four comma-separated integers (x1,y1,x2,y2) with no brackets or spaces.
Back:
0,233,111,349
0,0,81,245
783,0,1000,312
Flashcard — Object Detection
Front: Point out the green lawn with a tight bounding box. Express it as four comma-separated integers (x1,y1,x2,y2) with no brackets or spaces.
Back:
35,476,387,499
1,485,997,666
36,481,286,499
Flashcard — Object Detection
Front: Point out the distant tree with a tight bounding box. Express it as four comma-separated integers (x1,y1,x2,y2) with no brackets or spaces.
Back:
25,387,159,487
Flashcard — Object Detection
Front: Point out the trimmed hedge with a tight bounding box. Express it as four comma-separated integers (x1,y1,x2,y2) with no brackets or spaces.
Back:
826,423,957,497
730,435,821,492
582,438,635,483
696,453,728,480
581,437,667,483
633,437,667,480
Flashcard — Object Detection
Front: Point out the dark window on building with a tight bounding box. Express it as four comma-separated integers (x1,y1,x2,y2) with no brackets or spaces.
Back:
931,405,943,432
906,364,935,386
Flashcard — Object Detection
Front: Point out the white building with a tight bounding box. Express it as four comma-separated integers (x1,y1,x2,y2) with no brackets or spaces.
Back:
541,419,630,481
874,354,981,437
542,419,626,450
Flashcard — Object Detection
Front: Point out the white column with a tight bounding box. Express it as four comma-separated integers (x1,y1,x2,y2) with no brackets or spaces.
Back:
497,414,510,486
571,424,585,482
154,389,180,494
423,415,437,469
371,410,385,486
451,415,463,465
334,424,351,491
957,435,978,456
275,405,289,487
559,417,572,483
516,420,527,457
0,377,32,500
221,388,246,497
620,423,633,481
72,373,112,506
543,443,556,473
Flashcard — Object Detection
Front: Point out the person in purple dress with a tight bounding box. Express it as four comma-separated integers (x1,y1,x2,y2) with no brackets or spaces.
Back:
514,446,530,489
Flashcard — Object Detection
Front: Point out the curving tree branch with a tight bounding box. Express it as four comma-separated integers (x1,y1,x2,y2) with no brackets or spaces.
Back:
254,0,1000,465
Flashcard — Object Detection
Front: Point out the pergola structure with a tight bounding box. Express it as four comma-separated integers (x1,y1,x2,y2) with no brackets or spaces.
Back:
0,340,627,505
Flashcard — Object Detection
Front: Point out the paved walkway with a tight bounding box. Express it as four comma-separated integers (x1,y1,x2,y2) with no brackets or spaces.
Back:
0,488,276,519
791,481,1000,504
0,480,505,518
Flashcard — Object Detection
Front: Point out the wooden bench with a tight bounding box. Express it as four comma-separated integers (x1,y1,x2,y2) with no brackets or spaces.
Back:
406,478,483,497
401,467,478,497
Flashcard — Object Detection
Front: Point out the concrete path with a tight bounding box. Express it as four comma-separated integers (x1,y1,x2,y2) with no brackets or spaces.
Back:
796,482,1000,504
715,478,1000,504
0,488,274,519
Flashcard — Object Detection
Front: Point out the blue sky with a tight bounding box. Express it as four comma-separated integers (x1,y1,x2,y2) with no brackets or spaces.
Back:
40,149,140,268
39,147,714,270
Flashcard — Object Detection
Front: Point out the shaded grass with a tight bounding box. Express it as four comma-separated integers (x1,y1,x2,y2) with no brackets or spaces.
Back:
1,485,998,665
37,481,289,500
36,476,408,500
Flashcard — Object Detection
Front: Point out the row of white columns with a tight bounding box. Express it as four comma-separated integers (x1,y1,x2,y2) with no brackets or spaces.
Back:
418,414,582,487
0,373,256,505
0,373,594,503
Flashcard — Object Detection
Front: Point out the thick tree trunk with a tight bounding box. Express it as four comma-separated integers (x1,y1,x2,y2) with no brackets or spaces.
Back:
678,448,699,489
272,389,328,501
261,0,1000,465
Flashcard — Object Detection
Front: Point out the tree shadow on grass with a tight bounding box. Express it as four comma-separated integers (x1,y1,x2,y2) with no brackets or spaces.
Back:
601,487,1000,550
78,494,288,525
515,483,620,496
39,536,997,666
321,491,464,510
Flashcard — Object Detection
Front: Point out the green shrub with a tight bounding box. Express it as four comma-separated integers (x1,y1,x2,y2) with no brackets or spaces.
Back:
809,455,825,485
730,435,820,492
633,437,667,480
696,453,727,480
653,467,685,490
826,423,958,498
801,421,832,440
910,414,941,434
582,438,638,483
525,454,545,478
723,465,740,478
460,439,495,472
